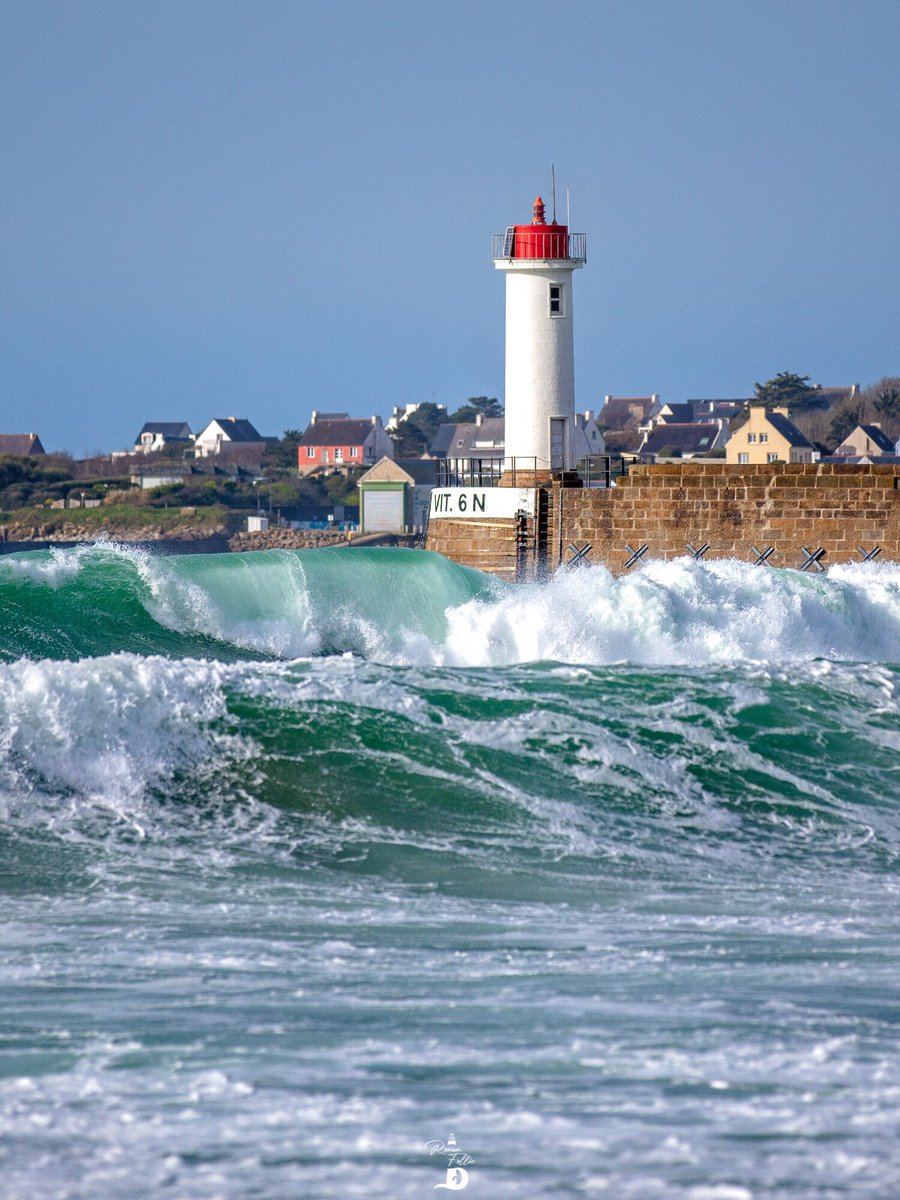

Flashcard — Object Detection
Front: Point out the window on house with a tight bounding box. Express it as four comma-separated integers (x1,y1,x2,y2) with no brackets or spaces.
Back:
767,452,779,463
549,283,563,316
349,447,359,456
759,433,768,443
305,447,316,458
738,452,749,464
747,433,757,443
334,448,344,462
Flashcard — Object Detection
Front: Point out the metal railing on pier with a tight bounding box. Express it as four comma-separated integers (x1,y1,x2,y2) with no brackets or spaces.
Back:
579,455,638,487
436,457,525,487
434,455,634,489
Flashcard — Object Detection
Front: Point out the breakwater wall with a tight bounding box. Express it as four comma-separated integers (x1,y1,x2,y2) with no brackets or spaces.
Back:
425,462,900,578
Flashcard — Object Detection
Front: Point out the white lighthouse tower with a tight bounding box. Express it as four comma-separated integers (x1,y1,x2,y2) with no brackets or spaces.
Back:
493,194,586,479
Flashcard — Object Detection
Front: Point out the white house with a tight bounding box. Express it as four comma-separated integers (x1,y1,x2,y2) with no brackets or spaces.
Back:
572,410,606,460
133,422,194,454
194,417,267,457
385,402,446,432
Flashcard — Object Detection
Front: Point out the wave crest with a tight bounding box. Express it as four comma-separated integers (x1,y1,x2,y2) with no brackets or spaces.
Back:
1,544,899,666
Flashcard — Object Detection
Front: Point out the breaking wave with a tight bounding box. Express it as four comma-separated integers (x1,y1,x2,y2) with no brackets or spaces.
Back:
1,543,899,666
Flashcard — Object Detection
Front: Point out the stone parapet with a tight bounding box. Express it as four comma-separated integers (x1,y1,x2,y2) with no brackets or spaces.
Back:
425,462,900,578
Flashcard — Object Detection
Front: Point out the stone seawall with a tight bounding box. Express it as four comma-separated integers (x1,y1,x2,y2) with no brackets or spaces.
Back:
425,463,900,578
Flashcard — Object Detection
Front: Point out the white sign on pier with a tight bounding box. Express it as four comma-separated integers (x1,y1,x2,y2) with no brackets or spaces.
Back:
429,487,535,520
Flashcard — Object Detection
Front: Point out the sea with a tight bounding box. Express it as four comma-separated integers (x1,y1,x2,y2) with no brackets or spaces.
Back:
0,542,898,1200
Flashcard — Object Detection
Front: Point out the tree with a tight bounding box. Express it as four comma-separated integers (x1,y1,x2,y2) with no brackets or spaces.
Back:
871,378,900,421
447,396,503,423
753,372,824,413
263,429,304,474
828,406,862,447
390,403,447,457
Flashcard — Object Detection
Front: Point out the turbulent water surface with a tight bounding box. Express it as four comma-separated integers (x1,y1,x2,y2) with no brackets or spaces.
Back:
1,544,899,1199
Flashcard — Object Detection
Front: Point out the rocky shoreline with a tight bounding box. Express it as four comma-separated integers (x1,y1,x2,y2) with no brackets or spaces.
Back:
0,520,223,544
0,521,422,554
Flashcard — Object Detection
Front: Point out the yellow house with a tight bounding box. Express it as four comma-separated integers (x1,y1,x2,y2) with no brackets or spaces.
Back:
725,405,818,465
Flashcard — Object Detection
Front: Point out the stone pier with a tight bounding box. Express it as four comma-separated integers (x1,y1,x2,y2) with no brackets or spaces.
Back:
425,462,900,578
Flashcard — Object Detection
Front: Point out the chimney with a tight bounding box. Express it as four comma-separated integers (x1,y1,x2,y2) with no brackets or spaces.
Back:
475,412,484,426
311,411,319,424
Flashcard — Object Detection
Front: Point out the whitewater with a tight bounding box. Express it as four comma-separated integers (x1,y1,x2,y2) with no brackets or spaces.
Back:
0,544,898,1199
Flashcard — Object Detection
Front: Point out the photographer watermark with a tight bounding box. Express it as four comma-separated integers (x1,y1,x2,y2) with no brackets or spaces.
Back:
425,1132,475,1191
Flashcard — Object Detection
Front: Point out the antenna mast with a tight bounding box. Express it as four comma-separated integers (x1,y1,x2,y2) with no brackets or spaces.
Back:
551,164,557,223
566,185,570,228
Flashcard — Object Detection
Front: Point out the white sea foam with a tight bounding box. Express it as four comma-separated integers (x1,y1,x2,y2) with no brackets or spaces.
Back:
141,552,900,666
439,558,900,667
0,655,237,819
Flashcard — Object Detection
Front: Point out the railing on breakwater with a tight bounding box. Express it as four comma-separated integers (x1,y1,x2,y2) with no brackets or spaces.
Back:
435,455,636,489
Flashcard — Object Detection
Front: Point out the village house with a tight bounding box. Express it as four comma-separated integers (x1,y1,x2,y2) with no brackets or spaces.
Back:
0,433,45,455
429,412,604,464
640,421,727,461
725,406,818,464
832,422,896,459
296,412,393,475
430,413,505,460
193,417,268,457
640,399,746,435
597,395,660,453
384,402,447,432
133,422,194,454
815,384,861,410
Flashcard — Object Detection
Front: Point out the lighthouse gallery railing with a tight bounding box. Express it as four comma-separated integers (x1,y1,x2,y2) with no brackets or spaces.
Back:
492,231,587,262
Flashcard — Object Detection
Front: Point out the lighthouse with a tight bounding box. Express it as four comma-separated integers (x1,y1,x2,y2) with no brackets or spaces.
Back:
493,194,586,479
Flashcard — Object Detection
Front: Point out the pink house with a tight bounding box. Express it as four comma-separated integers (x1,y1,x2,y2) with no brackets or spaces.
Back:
297,412,394,475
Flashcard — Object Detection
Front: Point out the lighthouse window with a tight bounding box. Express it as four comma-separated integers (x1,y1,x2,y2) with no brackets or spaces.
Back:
549,283,563,316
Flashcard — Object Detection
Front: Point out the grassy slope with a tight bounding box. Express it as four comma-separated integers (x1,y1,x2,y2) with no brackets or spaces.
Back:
0,504,240,536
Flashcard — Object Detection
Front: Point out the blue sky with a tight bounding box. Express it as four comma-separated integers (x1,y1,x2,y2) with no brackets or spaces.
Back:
2,0,899,453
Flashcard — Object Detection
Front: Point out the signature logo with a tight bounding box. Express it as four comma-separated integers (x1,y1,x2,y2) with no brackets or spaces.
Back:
426,1133,475,1190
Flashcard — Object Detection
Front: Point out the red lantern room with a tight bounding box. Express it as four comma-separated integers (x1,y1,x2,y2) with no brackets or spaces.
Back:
510,195,569,259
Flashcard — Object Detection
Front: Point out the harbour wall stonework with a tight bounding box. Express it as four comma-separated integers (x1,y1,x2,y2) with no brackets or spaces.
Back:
425,463,900,578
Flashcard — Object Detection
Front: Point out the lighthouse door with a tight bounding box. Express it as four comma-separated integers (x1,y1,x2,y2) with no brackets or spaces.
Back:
549,418,566,472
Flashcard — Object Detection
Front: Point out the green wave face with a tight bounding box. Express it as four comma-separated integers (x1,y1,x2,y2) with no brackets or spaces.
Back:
2,543,900,667
0,544,496,663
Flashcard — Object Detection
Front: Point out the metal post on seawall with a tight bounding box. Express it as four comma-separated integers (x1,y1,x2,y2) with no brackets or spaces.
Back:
556,480,564,568
515,510,528,582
